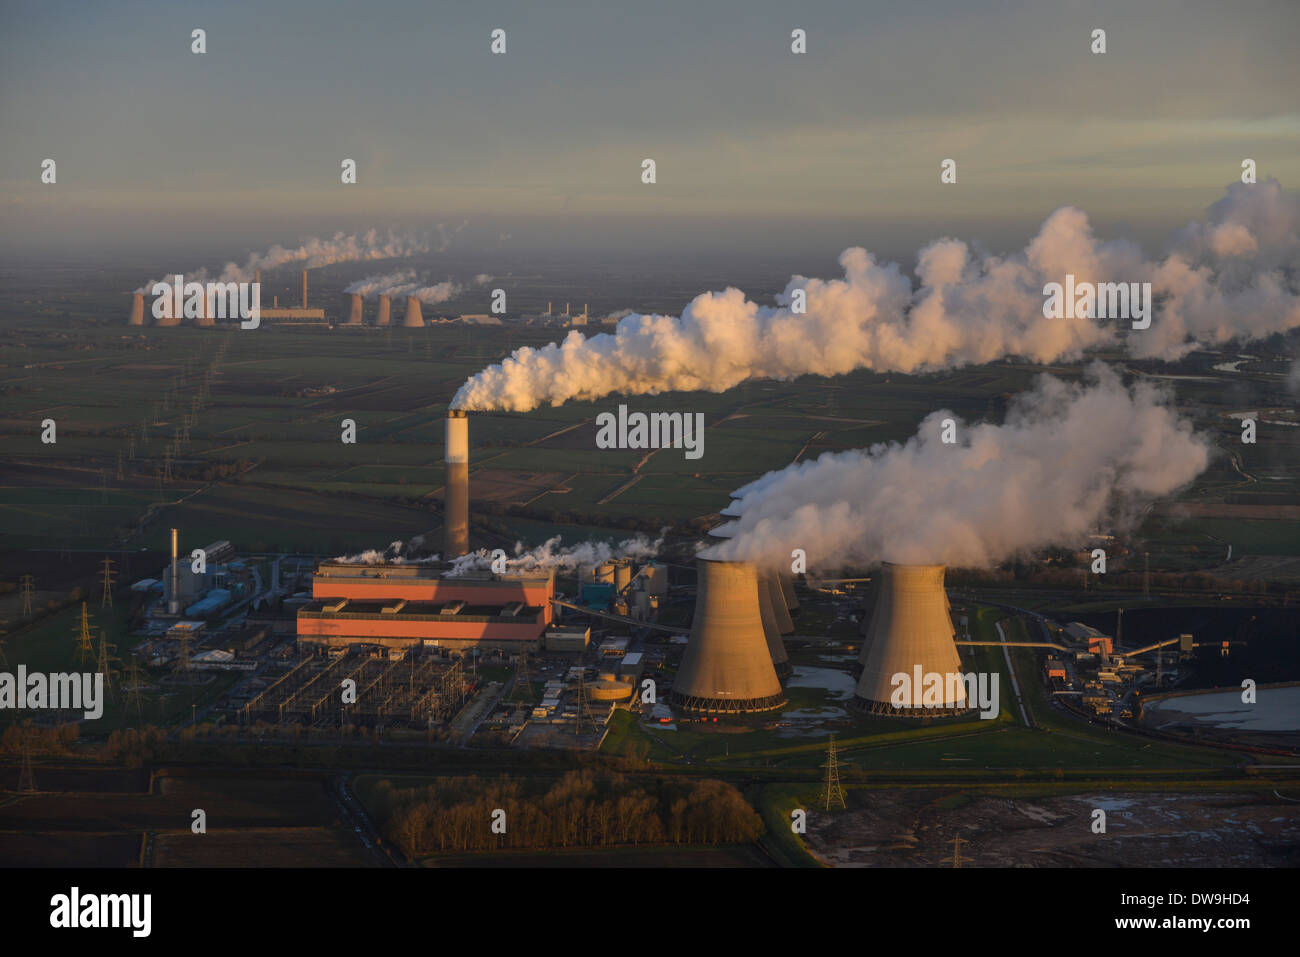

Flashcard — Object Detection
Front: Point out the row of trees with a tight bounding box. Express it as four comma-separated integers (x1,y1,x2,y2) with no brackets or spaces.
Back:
373,770,764,856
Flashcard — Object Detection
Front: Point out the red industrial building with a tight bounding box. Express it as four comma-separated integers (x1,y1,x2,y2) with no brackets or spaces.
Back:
297,562,555,654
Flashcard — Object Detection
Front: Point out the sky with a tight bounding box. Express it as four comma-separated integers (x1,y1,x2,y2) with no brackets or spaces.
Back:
2,0,1298,262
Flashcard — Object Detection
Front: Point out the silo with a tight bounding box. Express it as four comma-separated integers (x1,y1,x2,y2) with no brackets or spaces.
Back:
852,563,967,715
613,559,632,594
757,570,792,678
403,296,424,328
595,561,616,584
670,558,785,714
128,293,145,326
375,295,392,327
346,294,364,325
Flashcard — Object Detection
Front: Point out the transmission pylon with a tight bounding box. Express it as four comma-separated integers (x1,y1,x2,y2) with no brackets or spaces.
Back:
124,654,145,721
115,450,125,481
18,726,37,794
100,557,116,608
949,831,971,868
75,603,94,668
574,668,600,737
506,650,534,710
20,575,35,616
96,630,117,703
821,733,847,810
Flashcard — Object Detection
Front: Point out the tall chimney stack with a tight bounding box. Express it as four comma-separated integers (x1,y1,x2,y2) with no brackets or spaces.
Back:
347,293,364,325
168,527,181,615
445,410,470,557
376,295,391,327
403,296,424,328
128,293,145,326
302,269,308,309
670,558,785,714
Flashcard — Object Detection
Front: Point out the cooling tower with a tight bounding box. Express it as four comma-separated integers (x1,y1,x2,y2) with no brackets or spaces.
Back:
346,293,364,325
403,296,424,328
765,572,795,634
128,293,145,326
852,563,968,715
778,569,800,616
445,410,469,558
670,558,785,714
757,571,792,679
194,293,215,327
376,295,391,326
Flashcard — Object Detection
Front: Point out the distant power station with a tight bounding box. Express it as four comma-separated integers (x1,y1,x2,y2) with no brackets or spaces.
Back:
852,563,967,715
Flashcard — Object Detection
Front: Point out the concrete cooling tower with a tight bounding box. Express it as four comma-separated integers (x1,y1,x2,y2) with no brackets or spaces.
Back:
756,571,792,679
670,558,785,714
376,295,391,327
778,569,800,617
403,296,424,328
347,294,364,325
852,563,968,715
766,574,795,634
444,410,469,558
128,293,145,326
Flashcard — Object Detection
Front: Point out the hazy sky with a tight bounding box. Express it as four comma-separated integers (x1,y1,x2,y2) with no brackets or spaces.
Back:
2,0,1297,261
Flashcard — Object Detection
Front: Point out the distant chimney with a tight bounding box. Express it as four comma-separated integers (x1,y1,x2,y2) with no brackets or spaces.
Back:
403,296,423,328
375,295,391,327
302,269,308,309
128,293,145,326
347,293,363,325
168,528,181,615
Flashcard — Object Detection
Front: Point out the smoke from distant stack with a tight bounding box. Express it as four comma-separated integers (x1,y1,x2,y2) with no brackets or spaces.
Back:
452,180,1300,412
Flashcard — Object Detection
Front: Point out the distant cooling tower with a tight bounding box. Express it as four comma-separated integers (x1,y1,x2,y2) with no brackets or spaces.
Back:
445,410,469,558
852,563,968,715
757,571,792,679
670,558,785,714
194,293,215,327
403,296,423,328
778,569,800,617
766,573,795,635
346,293,364,325
375,295,391,327
128,293,145,326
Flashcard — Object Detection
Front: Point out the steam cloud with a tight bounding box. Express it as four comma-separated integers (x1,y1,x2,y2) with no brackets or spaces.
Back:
453,180,1300,412
137,228,436,294
703,364,1211,570
346,270,494,303
333,539,436,565
445,534,664,577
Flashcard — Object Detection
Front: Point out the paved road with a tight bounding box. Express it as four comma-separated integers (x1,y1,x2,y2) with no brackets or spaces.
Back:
994,620,1032,727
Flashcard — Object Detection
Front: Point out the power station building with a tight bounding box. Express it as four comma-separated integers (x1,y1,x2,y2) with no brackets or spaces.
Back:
297,562,555,654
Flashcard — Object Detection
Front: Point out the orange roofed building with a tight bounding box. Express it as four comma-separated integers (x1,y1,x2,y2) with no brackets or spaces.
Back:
297,562,555,654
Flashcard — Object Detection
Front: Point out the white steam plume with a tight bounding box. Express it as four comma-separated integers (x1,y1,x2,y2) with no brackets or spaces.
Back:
137,228,436,294
445,533,663,577
347,271,493,302
704,364,1211,570
453,180,1300,412
333,540,437,565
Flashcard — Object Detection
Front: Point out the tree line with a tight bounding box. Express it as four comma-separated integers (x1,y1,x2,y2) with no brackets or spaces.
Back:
371,769,764,856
